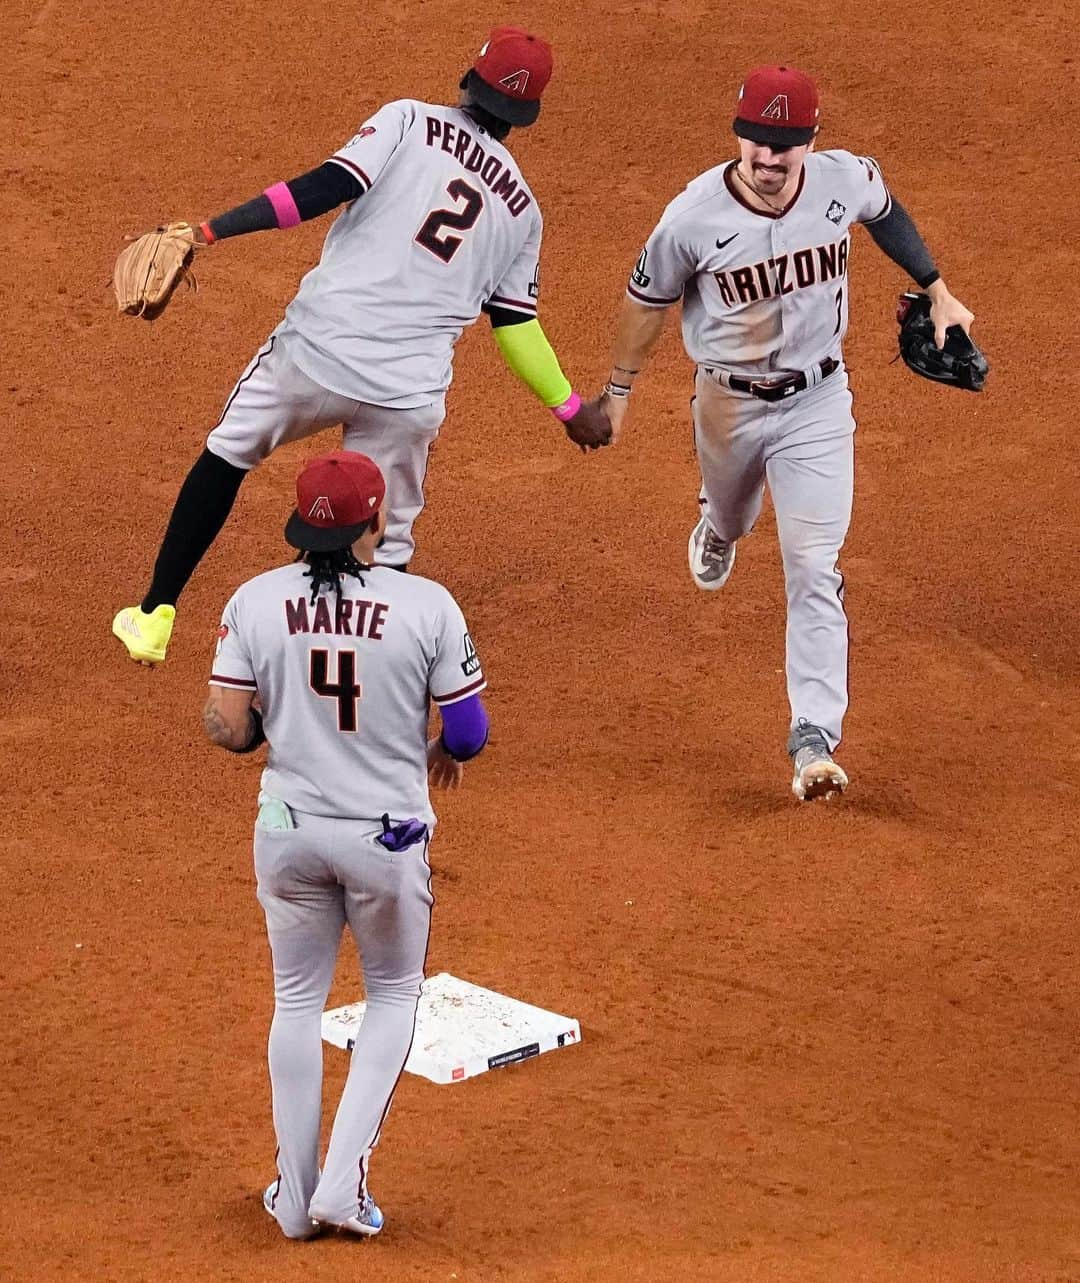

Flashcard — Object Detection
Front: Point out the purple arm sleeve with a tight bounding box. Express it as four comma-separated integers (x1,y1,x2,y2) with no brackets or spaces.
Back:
439,693,489,762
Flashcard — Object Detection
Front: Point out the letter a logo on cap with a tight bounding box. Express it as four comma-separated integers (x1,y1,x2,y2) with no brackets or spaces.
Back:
308,495,335,520
499,68,530,94
761,93,790,121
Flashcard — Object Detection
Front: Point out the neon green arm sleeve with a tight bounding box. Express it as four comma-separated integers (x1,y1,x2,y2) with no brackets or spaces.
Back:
492,318,573,409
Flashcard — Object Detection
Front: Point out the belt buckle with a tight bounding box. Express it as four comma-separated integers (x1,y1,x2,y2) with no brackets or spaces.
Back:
749,378,796,402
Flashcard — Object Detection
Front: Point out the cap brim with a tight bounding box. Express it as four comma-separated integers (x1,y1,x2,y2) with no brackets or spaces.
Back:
285,510,372,552
463,69,540,126
733,118,816,147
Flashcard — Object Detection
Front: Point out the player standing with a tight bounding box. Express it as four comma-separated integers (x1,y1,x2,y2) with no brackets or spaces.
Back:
113,25,610,666
598,65,975,800
204,449,489,1238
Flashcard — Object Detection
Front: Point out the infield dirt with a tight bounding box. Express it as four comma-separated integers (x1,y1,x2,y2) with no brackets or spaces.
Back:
3,2,1078,1280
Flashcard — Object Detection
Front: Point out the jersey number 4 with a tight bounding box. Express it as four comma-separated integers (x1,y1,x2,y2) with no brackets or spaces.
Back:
310,648,362,732
415,179,484,264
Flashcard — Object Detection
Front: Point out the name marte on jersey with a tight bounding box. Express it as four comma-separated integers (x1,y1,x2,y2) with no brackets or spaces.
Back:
285,596,390,640
425,117,531,218
714,234,849,306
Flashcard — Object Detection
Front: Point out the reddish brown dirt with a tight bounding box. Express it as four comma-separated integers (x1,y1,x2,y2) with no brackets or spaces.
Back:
3,2,1079,1280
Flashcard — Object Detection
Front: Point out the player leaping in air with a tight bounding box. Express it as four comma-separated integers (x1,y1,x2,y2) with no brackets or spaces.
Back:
112,25,611,666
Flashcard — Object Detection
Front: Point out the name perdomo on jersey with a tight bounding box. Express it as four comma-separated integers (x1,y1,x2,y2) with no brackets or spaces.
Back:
424,116,531,217
714,234,850,307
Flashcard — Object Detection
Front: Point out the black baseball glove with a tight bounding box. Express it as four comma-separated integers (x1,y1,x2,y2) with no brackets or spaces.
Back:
896,292,989,392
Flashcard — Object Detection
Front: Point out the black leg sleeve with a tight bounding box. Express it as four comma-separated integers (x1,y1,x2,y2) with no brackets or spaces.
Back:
141,448,247,611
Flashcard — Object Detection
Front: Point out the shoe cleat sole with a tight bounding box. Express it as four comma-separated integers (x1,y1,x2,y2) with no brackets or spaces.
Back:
792,761,849,802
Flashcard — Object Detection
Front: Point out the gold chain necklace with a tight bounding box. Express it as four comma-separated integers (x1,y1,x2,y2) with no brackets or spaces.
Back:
733,163,789,215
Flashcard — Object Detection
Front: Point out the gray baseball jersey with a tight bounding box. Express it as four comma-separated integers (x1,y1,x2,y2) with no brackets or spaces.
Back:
284,99,542,408
210,562,486,826
627,149,891,376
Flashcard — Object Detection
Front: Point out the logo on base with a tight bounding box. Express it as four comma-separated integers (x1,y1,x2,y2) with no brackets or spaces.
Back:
487,1042,540,1070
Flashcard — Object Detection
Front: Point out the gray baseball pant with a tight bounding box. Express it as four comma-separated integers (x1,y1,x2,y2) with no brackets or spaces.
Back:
255,811,433,1237
207,326,444,567
693,365,856,750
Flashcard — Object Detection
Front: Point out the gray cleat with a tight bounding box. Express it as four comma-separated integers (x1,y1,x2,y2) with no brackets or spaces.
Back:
788,719,849,802
688,514,737,590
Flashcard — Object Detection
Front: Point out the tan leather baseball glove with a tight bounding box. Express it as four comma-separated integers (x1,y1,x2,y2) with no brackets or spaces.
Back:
112,222,198,320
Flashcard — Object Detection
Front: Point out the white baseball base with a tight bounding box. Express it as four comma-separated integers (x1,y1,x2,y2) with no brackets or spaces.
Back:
321,972,582,1084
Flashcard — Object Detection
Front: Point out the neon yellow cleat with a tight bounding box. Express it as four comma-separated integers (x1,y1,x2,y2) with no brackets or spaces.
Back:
112,604,176,665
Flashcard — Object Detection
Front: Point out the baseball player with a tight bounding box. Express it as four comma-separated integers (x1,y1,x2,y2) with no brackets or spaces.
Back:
113,24,611,667
599,65,975,800
204,449,489,1239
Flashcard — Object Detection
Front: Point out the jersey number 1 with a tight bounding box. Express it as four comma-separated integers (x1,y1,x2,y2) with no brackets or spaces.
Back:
310,649,362,733
416,179,484,264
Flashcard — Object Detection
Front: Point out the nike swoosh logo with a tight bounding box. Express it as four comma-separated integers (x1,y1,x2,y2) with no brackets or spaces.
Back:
715,234,739,249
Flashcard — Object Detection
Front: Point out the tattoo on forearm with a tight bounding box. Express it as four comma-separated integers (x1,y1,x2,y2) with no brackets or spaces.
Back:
202,699,247,750
202,699,229,745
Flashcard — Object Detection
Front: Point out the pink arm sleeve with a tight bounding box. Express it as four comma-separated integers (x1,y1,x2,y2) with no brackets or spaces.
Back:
263,181,301,229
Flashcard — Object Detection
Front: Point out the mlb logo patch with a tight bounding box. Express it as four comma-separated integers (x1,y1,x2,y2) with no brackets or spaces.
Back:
826,200,846,225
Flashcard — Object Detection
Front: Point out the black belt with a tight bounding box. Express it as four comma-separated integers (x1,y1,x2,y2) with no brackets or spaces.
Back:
707,358,839,402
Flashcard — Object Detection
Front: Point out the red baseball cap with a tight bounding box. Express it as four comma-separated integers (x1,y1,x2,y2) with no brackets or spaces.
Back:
733,65,820,147
464,26,553,127
285,450,386,552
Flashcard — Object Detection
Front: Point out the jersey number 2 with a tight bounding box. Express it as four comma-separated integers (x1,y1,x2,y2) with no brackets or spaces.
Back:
415,179,484,264
310,649,362,732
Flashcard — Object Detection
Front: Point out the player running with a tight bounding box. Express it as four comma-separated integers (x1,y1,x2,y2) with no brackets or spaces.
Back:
598,64,975,801
203,449,489,1239
113,25,611,667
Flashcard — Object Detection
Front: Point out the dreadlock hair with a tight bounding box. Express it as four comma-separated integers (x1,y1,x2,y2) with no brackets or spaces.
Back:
460,75,513,141
298,525,374,604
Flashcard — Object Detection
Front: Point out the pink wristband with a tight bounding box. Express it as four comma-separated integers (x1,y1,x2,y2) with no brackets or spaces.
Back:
264,181,301,229
550,392,581,422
